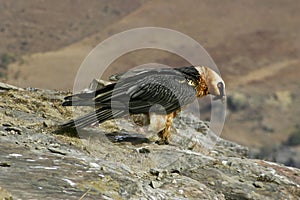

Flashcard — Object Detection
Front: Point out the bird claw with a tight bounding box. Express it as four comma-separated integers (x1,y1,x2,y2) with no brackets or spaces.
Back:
155,139,170,145
156,129,170,145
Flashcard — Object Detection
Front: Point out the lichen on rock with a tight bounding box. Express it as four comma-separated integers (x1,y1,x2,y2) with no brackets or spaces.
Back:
0,83,299,199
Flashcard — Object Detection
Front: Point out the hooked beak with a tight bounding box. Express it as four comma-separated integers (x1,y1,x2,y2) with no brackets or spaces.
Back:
213,82,226,103
213,95,226,103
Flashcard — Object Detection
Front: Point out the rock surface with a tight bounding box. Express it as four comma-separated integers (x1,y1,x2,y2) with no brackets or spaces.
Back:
0,84,299,199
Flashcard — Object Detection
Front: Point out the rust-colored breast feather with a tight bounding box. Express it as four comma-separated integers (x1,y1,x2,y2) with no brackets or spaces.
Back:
196,73,209,97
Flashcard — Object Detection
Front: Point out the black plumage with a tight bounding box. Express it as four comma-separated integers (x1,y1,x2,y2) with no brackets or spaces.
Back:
59,65,227,144
61,66,201,129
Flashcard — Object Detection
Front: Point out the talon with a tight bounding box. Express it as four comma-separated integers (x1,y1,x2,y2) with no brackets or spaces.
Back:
155,139,165,145
163,139,170,145
156,128,170,145
155,138,170,145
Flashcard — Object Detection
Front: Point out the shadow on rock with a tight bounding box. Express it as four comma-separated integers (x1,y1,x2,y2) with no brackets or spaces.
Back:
105,131,151,145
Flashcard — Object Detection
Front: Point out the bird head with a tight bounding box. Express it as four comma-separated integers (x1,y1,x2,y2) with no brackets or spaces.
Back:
195,66,226,102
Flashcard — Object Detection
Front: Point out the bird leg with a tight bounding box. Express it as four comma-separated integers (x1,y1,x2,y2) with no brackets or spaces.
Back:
156,111,178,145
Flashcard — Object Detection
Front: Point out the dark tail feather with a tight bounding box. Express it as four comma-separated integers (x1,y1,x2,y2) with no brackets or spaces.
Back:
62,100,73,106
62,92,96,106
62,84,116,107
62,99,95,106
59,107,126,129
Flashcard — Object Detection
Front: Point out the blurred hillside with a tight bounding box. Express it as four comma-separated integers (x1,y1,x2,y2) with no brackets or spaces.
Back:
0,0,299,167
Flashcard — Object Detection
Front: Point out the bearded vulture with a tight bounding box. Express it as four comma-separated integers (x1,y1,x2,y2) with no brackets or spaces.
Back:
60,66,225,144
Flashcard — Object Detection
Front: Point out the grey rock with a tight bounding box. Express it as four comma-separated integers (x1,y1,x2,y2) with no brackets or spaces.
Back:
4,126,22,135
208,181,215,186
150,180,163,189
136,147,151,154
0,82,22,91
0,85,299,200
0,162,11,167
0,131,7,136
35,145,46,150
0,186,12,200
253,181,264,188
2,123,13,127
149,168,160,176
47,147,68,155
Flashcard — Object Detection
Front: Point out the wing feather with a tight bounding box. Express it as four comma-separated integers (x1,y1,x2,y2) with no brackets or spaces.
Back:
63,67,198,114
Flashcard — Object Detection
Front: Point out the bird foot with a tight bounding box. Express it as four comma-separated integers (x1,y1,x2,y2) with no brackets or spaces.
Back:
155,139,170,145
156,129,170,145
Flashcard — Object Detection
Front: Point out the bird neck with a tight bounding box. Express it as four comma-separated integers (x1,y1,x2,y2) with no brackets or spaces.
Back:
196,73,209,97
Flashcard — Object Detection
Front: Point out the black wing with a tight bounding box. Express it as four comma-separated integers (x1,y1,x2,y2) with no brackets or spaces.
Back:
60,67,199,129
63,67,198,114
127,73,197,114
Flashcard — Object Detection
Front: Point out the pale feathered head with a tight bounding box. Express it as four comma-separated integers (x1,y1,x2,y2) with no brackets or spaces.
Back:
195,66,226,102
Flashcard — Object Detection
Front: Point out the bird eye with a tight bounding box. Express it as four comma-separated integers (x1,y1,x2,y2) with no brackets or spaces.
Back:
217,82,223,89
188,80,194,86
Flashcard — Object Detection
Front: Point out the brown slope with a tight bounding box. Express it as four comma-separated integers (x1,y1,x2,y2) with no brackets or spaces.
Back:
0,0,146,56
4,0,300,153
6,0,300,89
223,59,300,147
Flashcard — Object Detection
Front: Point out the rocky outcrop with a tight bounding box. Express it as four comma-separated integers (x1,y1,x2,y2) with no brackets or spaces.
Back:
0,84,299,199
